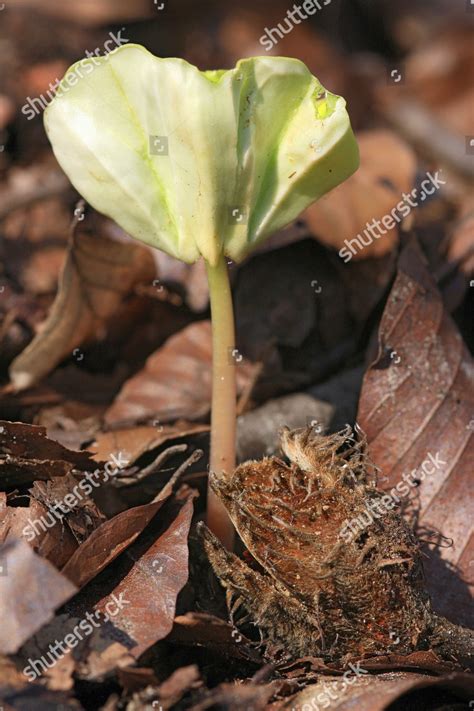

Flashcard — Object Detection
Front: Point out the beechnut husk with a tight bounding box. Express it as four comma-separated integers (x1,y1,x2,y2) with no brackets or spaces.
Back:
200,426,474,666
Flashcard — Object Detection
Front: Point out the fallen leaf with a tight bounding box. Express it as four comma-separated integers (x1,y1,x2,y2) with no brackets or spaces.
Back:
0,421,98,488
29,473,105,544
89,423,209,465
105,321,254,426
0,538,77,654
304,130,416,260
61,455,193,588
93,492,195,658
358,238,474,626
286,671,474,711
188,680,281,711
0,497,77,567
9,230,156,391
169,612,262,664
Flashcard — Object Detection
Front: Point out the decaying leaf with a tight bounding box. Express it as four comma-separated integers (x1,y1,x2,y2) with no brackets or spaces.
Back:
358,238,474,627
9,230,156,391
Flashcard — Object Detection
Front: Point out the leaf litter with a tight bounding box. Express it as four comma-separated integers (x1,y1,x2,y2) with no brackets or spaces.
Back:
0,2,473,709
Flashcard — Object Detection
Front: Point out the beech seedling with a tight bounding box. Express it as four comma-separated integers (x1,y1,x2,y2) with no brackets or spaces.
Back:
44,44,359,546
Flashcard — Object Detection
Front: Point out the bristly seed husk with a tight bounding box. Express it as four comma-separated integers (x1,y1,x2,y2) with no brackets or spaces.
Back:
199,426,474,666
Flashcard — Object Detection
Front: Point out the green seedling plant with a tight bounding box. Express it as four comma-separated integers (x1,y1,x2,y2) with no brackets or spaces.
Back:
43,44,359,547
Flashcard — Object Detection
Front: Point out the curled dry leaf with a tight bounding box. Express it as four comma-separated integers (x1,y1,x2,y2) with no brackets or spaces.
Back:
0,420,98,487
0,538,77,655
9,230,156,391
358,238,474,627
105,321,255,425
304,130,416,260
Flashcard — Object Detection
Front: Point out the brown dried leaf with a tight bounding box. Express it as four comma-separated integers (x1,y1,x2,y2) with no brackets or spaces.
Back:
93,493,195,658
0,420,98,488
170,612,263,664
189,680,281,711
0,497,77,567
29,473,105,544
304,130,416,260
286,671,474,711
61,461,182,588
9,231,156,391
89,423,209,466
0,538,77,654
358,238,474,626
105,321,254,426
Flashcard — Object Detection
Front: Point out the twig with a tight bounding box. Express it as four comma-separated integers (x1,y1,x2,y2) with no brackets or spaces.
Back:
111,443,188,487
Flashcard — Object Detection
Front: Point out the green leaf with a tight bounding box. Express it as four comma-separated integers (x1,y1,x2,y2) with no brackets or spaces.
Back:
45,46,359,265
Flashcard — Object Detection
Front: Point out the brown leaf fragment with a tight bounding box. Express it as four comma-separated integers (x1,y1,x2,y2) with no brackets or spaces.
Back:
29,473,105,544
116,666,159,694
357,238,474,626
0,420,98,488
61,450,200,588
276,650,456,678
286,671,474,711
188,680,281,711
0,538,77,654
170,612,263,664
0,497,77,567
127,665,202,710
92,493,195,658
89,423,209,466
105,321,254,426
9,230,155,391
